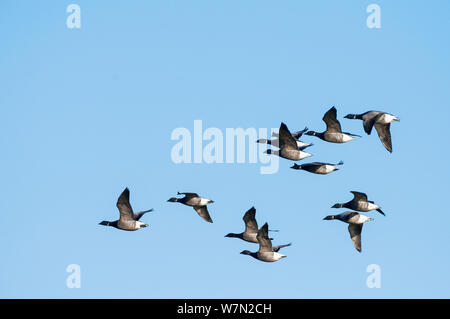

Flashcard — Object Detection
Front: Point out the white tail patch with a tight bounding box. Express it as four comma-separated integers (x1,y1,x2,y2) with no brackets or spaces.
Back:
199,198,211,206
273,252,286,260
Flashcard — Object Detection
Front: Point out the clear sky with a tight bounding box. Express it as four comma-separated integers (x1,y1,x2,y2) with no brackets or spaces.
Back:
1,1,449,298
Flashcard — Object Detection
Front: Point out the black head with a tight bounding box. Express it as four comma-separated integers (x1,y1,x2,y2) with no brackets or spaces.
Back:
323,215,335,220
264,149,272,154
167,197,178,202
99,221,110,226
240,250,252,255
225,233,236,238
331,203,344,209
305,131,316,136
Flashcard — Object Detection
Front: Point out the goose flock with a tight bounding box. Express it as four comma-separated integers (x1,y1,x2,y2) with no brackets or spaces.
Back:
99,106,399,260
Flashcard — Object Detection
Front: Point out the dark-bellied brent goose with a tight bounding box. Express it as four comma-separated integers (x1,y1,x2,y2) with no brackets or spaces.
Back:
240,223,291,262
332,191,385,216
99,188,153,231
291,161,343,175
323,211,373,252
344,110,399,152
305,106,360,143
167,192,214,223
264,122,312,161
225,206,277,243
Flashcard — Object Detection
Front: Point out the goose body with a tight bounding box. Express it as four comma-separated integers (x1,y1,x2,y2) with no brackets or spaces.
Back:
99,188,153,231
323,211,373,252
344,110,399,152
291,161,343,175
167,192,214,223
306,107,360,143
240,223,290,262
225,207,260,243
264,123,312,161
332,191,385,216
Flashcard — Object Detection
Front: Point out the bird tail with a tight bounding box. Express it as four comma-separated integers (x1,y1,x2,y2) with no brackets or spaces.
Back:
376,208,386,216
336,161,344,166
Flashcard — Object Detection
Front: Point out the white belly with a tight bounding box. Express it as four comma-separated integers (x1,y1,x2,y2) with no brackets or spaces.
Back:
357,214,372,224
272,252,286,260
342,134,356,142
299,151,312,160
367,202,380,211
296,141,309,148
324,165,336,174
377,113,397,124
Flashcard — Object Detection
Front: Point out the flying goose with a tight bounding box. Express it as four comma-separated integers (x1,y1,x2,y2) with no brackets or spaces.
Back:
332,191,385,216
240,223,291,262
344,111,399,152
225,207,278,243
99,188,153,231
323,211,373,252
305,106,360,143
264,123,312,161
291,161,343,175
167,192,214,223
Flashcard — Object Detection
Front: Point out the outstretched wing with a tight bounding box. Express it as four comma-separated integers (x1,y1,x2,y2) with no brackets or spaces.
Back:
257,223,273,253
322,107,342,133
243,207,258,233
272,243,292,252
374,121,393,153
348,224,363,252
351,191,368,202
116,188,135,222
291,127,308,139
134,209,153,221
193,206,213,223
278,122,299,150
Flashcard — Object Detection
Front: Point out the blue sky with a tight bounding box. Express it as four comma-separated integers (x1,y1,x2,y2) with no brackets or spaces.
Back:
1,1,449,298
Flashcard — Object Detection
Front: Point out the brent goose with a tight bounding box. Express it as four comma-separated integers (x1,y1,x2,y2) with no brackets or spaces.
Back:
264,123,312,161
323,211,373,252
99,188,153,231
305,106,360,143
344,111,399,152
291,161,343,175
240,223,291,262
225,207,278,243
332,191,385,216
167,192,214,223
